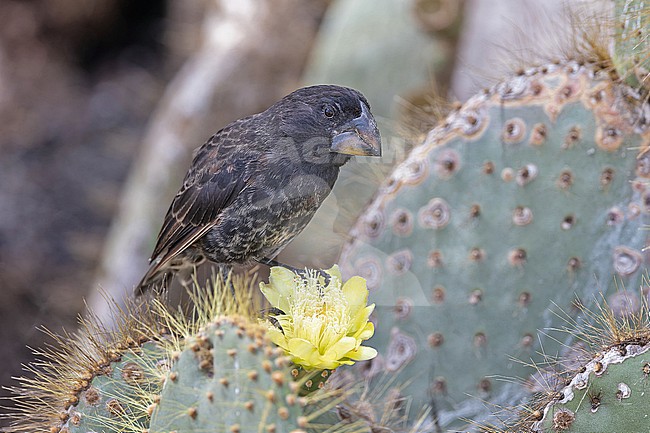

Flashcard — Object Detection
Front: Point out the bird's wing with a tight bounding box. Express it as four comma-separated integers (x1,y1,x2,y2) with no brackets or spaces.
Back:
147,128,256,275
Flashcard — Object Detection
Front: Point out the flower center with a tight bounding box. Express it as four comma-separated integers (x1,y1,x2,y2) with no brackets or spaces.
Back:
289,273,350,354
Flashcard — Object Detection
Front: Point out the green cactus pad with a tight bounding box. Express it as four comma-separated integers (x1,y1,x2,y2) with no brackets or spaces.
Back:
340,62,650,428
613,0,650,91
149,315,304,433
533,341,650,432
61,341,165,433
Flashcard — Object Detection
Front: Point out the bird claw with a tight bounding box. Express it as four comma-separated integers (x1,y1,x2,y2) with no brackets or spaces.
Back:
261,307,285,333
262,307,285,316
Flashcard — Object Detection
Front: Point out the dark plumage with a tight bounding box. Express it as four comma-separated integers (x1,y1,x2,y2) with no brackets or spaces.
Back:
136,85,381,295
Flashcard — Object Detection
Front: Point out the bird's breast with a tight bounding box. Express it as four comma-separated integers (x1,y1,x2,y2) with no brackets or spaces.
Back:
199,164,338,263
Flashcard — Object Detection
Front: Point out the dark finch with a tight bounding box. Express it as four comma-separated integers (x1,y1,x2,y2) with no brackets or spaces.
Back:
136,85,381,295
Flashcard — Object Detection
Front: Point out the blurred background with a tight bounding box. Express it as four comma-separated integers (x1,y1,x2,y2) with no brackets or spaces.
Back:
0,0,584,424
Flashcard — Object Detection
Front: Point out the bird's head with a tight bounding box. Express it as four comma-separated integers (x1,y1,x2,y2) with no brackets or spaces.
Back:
273,85,382,166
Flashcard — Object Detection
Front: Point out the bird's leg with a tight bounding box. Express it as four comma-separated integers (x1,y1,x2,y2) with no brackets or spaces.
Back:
217,264,236,298
256,257,331,285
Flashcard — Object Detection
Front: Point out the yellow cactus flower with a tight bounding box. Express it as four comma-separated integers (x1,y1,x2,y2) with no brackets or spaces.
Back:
260,265,377,371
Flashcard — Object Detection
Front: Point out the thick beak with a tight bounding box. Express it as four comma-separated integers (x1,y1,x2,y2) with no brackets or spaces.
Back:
330,103,382,157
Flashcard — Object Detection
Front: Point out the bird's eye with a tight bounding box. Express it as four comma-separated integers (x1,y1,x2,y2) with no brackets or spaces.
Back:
323,105,335,118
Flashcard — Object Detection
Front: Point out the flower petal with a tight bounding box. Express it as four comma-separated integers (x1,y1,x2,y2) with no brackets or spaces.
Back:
287,337,319,361
342,276,369,314
315,358,346,370
323,336,357,360
349,304,375,335
325,264,342,282
266,326,289,350
354,322,375,341
260,267,296,312
346,346,378,361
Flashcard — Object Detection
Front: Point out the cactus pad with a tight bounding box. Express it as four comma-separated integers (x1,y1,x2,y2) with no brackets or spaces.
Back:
532,340,650,432
149,315,304,433
340,61,650,428
612,0,650,91
62,341,165,433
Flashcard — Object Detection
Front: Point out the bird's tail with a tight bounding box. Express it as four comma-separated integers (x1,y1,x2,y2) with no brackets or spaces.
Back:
134,264,172,296
134,251,206,296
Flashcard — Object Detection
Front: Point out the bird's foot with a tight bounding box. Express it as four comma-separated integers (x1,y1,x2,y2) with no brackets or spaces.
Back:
260,307,285,332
